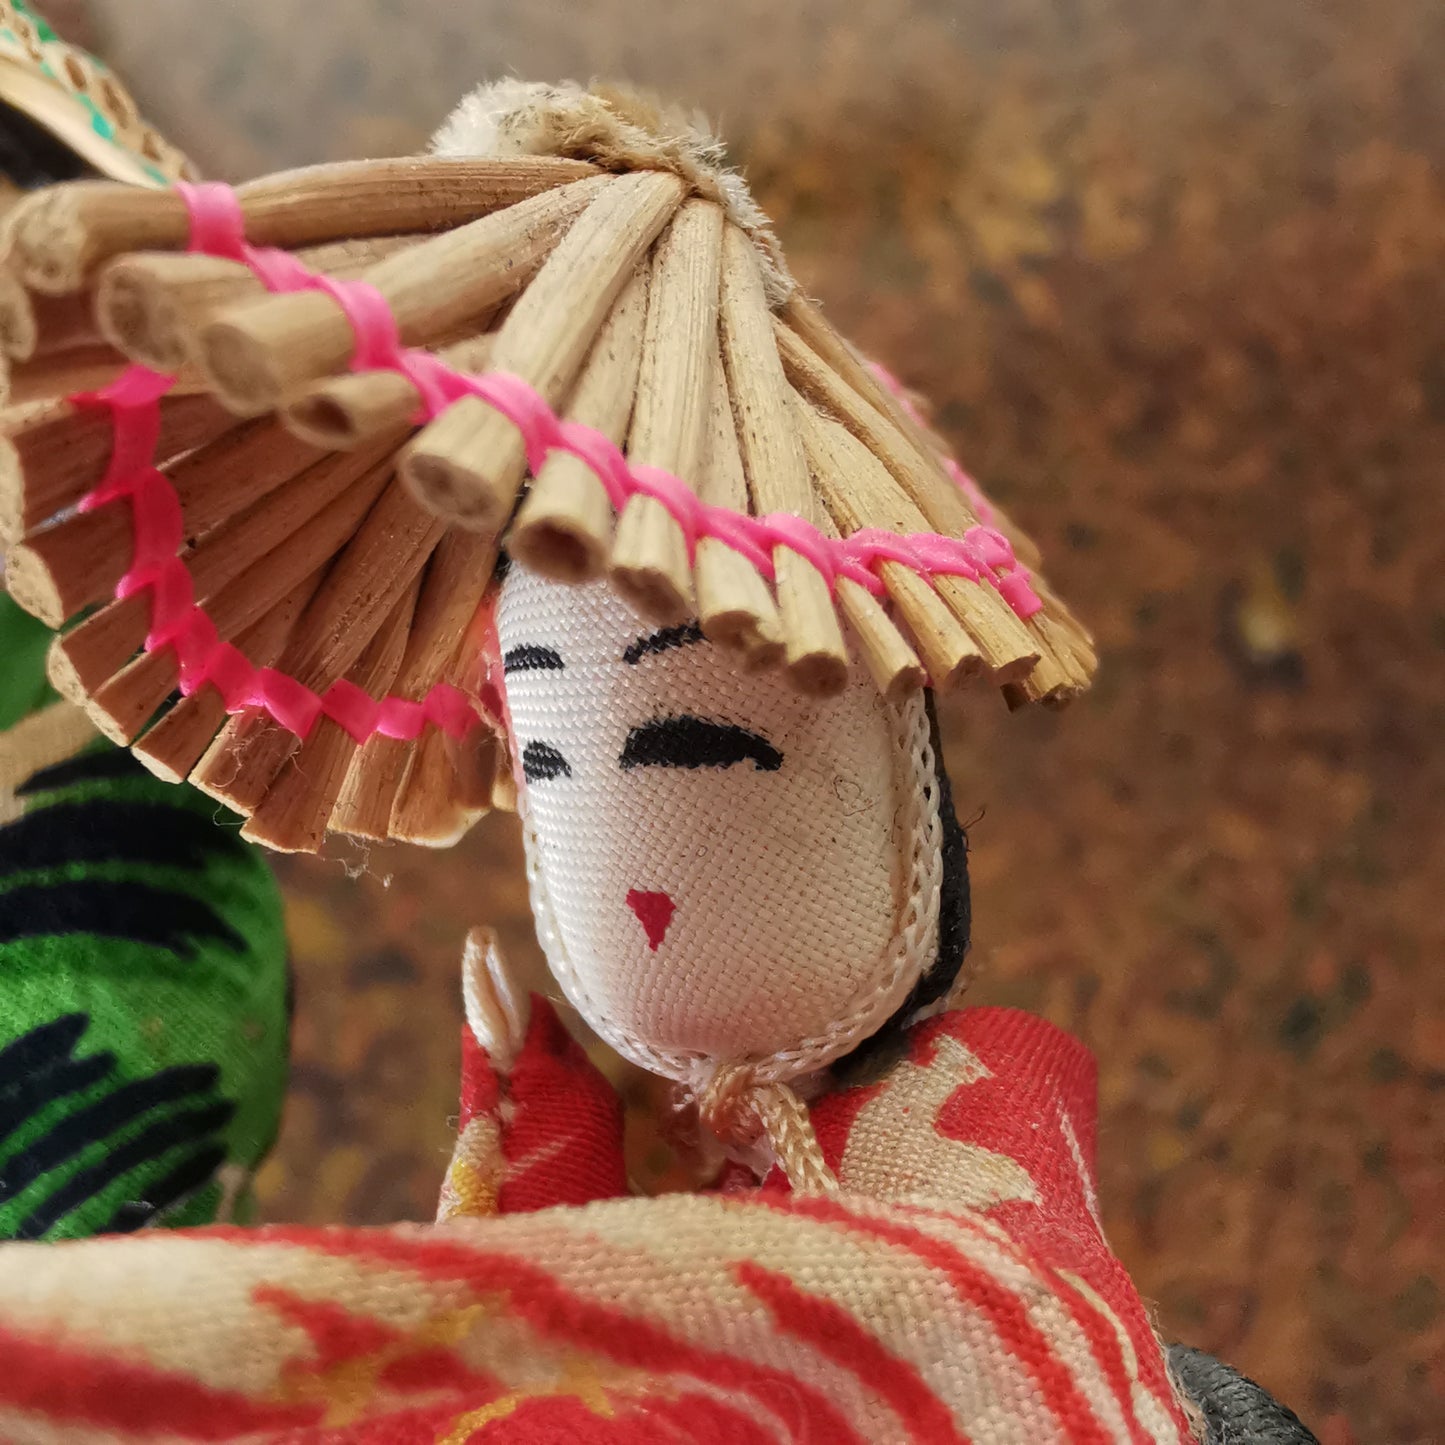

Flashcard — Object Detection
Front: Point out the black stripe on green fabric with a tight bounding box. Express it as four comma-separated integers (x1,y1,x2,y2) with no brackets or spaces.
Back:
0,1051,116,1149
0,1012,88,1087
16,1099,236,1239
105,1144,229,1233
0,800,248,880
15,749,144,797
0,1063,220,1205
0,879,246,957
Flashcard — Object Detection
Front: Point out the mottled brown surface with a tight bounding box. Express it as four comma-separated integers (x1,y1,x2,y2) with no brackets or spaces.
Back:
80,1,1445,1437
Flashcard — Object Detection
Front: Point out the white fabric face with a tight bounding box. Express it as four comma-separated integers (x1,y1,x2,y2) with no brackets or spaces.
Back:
496,566,942,1084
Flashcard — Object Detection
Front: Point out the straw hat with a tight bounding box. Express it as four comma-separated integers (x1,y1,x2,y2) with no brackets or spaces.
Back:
0,80,1096,854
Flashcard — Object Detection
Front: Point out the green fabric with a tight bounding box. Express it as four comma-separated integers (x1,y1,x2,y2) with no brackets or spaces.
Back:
0,749,290,1238
0,745,290,1242
0,590,289,1240
0,590,58,729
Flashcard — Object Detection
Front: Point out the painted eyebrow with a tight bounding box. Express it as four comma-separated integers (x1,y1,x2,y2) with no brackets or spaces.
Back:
521,741,571,783
622,621,706,665
504,644,564,673
620,716,782,773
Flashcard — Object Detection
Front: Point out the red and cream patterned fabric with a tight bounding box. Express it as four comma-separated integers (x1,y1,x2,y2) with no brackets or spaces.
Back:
437,996,627,1220
0,1006,1196,1443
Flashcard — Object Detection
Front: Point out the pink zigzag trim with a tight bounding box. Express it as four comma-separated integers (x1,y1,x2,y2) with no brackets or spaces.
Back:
71,181,1040,746
74,365,481,744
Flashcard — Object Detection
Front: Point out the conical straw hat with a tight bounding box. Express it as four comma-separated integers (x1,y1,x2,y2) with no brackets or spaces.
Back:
0,80,1095,854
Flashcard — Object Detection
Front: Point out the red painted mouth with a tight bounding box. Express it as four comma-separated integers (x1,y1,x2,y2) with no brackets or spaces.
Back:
626,889,675,952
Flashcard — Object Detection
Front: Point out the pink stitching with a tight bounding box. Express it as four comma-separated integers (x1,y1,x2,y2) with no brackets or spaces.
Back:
180,181,247,258
69,183,1043,755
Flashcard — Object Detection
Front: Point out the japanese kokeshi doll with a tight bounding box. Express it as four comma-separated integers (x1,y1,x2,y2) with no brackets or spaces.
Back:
0,79,1095,1179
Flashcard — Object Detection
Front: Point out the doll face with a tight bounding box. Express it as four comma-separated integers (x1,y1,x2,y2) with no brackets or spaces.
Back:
496,567,940,1082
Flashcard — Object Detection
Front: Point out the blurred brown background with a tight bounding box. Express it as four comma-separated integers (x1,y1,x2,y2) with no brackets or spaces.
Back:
70,0,1445,1438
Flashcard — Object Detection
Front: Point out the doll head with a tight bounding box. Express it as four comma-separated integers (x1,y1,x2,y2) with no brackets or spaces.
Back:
496,562,970,1091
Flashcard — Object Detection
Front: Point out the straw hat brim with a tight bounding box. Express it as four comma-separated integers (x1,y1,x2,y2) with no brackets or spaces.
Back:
0,91,1094,854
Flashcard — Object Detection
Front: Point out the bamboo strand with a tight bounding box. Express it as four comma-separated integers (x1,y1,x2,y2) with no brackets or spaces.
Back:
282,334,494,450
242,576,420,853
782,294,1043,571
1001,589,1095,708
774,319,975,537
331,734,416,841
200,175,613,416
780,297,951,469
332,522,500,837
132,573,321,782
3,157,600,294
774,322,1041,683
0,393,231,541
401,170,686,529
5,504,132,626
491,763,518,814
389,630,495,847
0,280,100,361
883,563,988,688
929,581,1040,686
813,506,925,701
1023,580,1095,680
718,224,848,696
43,591,148,706
47,451,395,712
1003,652,1071,709
9,422,346,630
183,435,401,603
189,475,449,813
387,734,454,846
509,267,650,582
692,345,785,666
0,269,32,358
789,392,985,689
255,479,453,703
96,235,419,374
608,201,721,624
451,728,502,813
4,344,130,405
170,415,330,536
389,723,497,848
88,566,316,747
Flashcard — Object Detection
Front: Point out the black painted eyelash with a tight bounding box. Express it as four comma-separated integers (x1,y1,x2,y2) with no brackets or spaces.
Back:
521,741,571,783
620,717,783,773
504,644,564,673
622,622,706,665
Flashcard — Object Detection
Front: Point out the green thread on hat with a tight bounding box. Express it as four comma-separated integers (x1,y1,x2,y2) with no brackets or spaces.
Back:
1,1,176,184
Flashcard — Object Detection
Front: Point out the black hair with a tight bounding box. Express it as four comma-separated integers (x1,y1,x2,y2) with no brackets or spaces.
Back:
0,104,93,188
1167,1347,1319,1444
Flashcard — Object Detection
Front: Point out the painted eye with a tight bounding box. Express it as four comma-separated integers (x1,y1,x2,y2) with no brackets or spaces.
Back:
522,741,571,783
620,716,782,773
